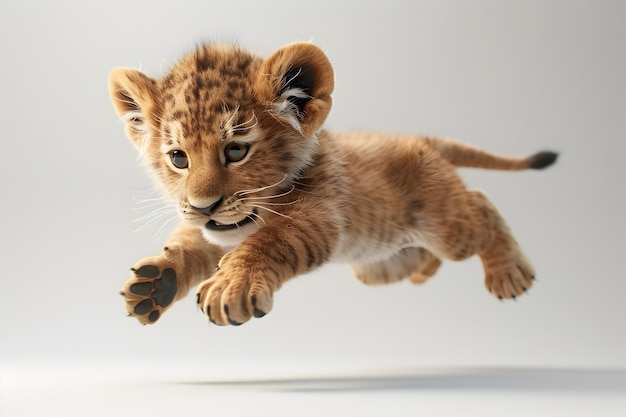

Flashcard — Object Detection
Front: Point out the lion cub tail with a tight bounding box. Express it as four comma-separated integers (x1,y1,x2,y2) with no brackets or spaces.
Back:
423,137,558,171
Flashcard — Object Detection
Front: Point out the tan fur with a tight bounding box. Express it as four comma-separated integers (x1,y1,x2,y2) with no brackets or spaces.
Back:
109,42,556,325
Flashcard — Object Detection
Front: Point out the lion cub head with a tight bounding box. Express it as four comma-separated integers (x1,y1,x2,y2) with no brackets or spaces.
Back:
108,43,334,247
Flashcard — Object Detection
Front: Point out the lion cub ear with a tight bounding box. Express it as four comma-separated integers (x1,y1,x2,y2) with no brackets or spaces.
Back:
256,43,334,138
108,68,160,152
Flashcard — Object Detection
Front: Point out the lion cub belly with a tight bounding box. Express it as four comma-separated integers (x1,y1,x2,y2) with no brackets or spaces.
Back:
332,228,429,266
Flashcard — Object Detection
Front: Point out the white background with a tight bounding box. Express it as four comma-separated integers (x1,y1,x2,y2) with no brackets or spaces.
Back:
0,0,624,415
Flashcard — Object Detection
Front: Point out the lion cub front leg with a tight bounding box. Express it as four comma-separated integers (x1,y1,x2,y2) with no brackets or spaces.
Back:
196,215,339,326
120,224,223,325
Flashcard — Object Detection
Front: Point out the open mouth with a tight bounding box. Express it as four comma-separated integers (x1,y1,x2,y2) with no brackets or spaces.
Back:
205,213,256,231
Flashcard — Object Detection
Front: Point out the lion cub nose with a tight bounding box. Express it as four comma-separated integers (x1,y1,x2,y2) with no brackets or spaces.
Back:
188,197,223,216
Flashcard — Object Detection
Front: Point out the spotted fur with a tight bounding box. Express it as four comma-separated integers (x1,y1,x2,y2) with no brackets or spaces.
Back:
109,42,557,325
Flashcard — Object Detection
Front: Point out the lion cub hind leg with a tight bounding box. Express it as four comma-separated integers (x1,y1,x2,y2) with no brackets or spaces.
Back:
427,189,535,300
471,191,536,299
351,247,442,286
417,157,535,300
408,248,443,285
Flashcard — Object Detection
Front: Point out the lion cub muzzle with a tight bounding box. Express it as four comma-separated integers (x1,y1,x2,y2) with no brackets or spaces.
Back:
189,197,223,216
188,196,223,215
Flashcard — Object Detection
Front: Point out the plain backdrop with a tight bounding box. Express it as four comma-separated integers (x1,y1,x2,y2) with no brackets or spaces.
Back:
0,0,624,382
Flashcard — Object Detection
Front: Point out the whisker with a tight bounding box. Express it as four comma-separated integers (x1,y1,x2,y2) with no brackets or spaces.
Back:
134,213,176,233
132,201,169,210
238,174,289,196
239,185,296,201
224,105,240,131
221,100,231,113
248,204,293,220
131,197,178,237
148,215,179,245
134,210,173,225
250,211,266,225
241,209,266,227
132,196,165,205
291,181,326,196
232,112,258,132
133,206,176,222
240,199,299,206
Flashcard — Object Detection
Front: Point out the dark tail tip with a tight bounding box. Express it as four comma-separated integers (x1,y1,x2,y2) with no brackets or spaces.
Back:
529,151,559,169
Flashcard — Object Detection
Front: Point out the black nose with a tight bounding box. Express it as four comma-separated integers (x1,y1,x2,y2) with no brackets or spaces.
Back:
190,198,222,216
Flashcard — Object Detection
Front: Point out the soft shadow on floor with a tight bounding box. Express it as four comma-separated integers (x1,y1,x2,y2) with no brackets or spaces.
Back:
180,368,626,393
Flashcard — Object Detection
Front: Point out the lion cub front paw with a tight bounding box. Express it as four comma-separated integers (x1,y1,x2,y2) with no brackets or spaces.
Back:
120,259,178,325
196,269,274,326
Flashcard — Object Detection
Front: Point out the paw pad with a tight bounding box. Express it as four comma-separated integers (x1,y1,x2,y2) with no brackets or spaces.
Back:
123,265,178,323
130,282,151,295
133,265,160,278
152,269,177,307
134,299,154,315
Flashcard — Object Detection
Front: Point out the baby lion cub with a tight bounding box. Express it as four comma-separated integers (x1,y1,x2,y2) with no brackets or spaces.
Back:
109,42,557,326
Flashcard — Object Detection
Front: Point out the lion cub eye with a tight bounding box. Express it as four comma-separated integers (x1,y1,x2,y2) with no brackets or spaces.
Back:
169,150,189,169
224,142,249,163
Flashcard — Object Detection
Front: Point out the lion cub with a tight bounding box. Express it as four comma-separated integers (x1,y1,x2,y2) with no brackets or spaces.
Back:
108,42,557,325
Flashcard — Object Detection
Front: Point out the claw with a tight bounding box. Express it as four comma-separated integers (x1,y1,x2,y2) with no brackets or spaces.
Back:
205,305,214,324
251,295,267,318
223,305,243,326
206,305,225,326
